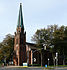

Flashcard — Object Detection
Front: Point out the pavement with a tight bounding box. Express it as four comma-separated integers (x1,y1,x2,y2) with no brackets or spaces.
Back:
0,66,45,70
54,66,67,70
0,66,67,70
2,66,44,68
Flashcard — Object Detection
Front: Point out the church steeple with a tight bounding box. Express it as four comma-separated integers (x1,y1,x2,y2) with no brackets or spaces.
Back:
14,3,26,66
17,3,24,29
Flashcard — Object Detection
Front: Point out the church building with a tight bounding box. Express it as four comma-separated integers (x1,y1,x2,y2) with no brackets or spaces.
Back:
13,3,53,66
13,3,38,66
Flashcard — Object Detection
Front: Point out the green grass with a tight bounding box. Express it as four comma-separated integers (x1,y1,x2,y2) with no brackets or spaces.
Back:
29,64,41,66
56,65,67,67
45,67,54,69
0,64,1,67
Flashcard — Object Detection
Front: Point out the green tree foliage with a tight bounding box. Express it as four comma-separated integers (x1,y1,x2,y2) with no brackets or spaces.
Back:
31,28,51,48
32,25,67,58
0,34,14,63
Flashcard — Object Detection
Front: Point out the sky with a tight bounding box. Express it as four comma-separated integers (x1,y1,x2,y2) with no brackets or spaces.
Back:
0,0,67,43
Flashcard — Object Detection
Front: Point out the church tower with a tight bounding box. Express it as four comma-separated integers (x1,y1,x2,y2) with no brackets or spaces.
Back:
13,3,27,66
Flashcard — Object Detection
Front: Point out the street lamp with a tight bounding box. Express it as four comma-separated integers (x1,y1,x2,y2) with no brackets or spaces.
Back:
56,52,58,66
48,58,49,66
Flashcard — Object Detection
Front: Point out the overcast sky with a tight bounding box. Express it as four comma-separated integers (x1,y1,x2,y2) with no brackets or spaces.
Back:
0,0,67,43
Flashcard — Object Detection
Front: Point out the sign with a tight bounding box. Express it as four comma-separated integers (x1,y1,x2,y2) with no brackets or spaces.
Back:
23,63,28,67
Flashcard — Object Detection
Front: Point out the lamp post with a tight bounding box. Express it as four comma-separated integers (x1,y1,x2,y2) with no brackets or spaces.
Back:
55,57,56,66
56,52,58,66
48,58,49,66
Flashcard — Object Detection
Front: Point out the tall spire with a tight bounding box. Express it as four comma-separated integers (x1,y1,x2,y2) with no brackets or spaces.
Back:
17,3,24,29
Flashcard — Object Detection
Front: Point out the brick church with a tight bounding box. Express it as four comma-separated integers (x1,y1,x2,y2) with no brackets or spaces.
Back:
13,3,53,66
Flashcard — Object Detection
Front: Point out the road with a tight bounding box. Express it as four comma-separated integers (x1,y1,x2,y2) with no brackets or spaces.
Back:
0,67,44,70
0,66,67,70
54,67,67,70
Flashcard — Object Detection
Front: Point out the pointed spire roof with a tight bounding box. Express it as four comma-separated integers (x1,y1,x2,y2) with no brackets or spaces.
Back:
17,3,24,29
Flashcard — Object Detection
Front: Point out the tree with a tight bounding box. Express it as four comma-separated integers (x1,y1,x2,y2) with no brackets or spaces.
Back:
32,25,67,65
0,34,14,64
31,28,51,49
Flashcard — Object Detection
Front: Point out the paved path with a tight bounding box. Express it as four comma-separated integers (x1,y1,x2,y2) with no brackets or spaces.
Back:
0,67,44,70
0,66,67,70
0,66,45,70
54,67,67,70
